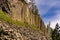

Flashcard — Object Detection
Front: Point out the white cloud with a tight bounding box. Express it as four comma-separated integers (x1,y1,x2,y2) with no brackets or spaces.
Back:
50,13,60,29
35,0,60,16
51,19,60,29
44,11,60,29
35,0,60,29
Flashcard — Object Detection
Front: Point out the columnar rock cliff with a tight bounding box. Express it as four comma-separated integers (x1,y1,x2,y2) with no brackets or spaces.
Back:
0,0,51,40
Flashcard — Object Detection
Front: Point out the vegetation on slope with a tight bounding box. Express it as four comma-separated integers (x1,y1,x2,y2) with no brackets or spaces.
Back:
0,10,25,26
0,10,41,31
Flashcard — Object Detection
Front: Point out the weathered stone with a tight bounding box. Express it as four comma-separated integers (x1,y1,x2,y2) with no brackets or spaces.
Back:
0,0,47,34
0,0,51,40
0,21,51,40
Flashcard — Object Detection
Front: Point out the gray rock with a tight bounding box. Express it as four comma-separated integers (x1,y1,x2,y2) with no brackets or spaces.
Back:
0,21,50,40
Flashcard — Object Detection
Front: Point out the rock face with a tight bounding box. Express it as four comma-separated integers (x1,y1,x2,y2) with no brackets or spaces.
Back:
0,0,51,40
0,21,50,40
0,0,48,35
0,0,11,13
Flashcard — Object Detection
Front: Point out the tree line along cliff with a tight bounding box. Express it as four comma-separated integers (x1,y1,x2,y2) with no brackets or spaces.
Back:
0,0,48,36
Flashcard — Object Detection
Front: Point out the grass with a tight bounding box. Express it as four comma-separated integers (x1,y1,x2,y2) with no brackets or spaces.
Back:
0,10,45,35
0,10,39,30
0,10,28,27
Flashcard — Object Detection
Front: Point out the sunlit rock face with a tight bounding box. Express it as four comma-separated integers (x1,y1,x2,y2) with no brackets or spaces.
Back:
0,0,42,29
0,0,51,40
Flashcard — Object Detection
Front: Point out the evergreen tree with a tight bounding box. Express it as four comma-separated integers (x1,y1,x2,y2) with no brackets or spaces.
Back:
29,0,39,15
51,23,60,40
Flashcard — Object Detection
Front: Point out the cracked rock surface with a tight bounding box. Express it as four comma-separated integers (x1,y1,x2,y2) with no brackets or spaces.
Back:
0,21,50,40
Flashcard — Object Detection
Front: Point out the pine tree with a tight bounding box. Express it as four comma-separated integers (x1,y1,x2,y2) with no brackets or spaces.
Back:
29,0,39,15
51,23,60,40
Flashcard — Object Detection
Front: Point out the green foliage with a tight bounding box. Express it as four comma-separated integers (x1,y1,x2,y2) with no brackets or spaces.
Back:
0,10,25,26
57,34,60,40
34,5,39,15
0,10,31,27
51,23,60,40
29,0,39,15
51,29,60,40
51,29,57,40
0,10,40,30
32,5,39,15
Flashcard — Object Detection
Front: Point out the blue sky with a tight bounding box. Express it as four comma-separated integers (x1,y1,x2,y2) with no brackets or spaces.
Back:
35,0,60,29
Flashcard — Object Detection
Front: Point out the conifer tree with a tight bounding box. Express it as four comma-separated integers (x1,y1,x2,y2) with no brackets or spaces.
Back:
51,23,60,40
29,0,39,15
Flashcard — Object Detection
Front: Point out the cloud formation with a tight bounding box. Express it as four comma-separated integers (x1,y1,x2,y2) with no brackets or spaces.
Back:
35,0,60,29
